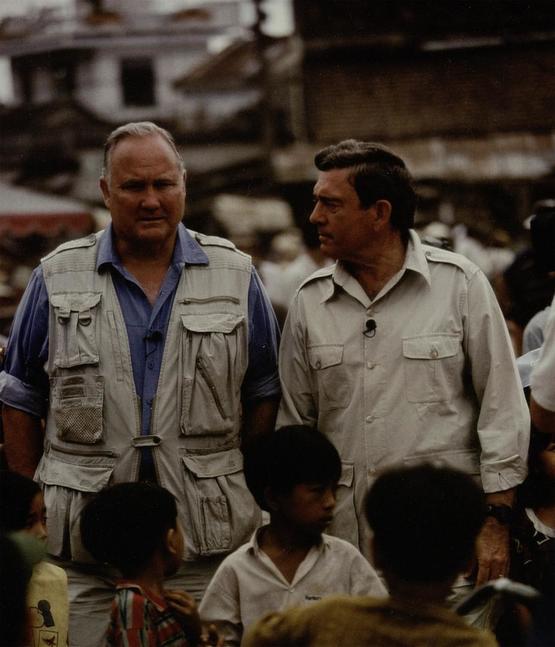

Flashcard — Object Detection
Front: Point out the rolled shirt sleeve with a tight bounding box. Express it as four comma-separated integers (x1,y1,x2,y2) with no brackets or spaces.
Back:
243,268,281,402
0,267,50,418
464,269,530,491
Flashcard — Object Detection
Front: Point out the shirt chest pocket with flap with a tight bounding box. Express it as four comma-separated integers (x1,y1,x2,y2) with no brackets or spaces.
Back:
402,333,463,403
308,344,352,410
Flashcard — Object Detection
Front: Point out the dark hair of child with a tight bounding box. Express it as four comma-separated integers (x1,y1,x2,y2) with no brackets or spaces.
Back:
0,470,41,532
243,426,341,512
80,482,178,578
365,464,487,583
518,430,555,509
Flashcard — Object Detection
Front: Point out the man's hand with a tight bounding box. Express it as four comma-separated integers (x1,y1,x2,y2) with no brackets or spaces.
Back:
474,516,511,587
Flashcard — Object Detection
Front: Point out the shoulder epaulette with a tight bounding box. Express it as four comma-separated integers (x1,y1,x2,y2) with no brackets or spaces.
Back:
41,232,100,263
298,264,335,290
192,230,250,260
421,244,480,279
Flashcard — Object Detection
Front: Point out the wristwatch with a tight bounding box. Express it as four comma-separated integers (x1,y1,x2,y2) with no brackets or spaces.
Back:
485,504,513,525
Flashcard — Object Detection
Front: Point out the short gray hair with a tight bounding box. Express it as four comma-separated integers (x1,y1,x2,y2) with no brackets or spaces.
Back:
102,121,184,179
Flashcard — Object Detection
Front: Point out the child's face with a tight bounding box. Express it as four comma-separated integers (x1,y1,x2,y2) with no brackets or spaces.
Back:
278,482,337,536
25,492,47,542
538,441,555,480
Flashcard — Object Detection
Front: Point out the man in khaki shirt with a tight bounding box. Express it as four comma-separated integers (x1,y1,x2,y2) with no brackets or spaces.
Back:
277,140,529,596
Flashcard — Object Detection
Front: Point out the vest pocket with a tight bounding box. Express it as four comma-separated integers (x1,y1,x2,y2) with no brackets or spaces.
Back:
181,449,260,556
51,374,104,444
179,313,246,437
51,293,102,368
37,451,115,561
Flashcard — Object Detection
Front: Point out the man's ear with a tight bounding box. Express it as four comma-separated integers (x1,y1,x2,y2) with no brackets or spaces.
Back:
371,200,393,230
99,177,111,210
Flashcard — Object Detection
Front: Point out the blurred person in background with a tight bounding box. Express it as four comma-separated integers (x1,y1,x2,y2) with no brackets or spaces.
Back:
0,121,281,647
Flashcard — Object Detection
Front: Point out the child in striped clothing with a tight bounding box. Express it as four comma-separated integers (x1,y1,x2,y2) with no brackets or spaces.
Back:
81,482,220,647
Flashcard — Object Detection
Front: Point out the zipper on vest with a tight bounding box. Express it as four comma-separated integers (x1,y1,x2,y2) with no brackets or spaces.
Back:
196,356,227,419
180,296,240,305
49,442,117,458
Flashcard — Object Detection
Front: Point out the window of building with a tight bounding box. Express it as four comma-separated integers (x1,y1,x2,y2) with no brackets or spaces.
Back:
121,58,155,106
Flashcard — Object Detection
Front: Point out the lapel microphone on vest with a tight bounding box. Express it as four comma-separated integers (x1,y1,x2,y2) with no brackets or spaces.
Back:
363,319,377,338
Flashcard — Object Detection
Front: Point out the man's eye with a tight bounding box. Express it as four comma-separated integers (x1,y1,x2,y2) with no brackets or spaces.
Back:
122,183,144,191
154,181,175,189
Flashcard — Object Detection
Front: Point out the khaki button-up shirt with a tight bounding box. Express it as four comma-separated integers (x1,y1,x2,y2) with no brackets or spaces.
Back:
278,231,529,551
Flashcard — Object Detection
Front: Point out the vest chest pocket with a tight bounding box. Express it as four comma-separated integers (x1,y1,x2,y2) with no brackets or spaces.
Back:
51,293,102,368
179,312,246,437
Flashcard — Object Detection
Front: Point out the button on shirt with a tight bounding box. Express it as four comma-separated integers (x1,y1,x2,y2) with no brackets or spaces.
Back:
0,224,280,430
199,528,387,647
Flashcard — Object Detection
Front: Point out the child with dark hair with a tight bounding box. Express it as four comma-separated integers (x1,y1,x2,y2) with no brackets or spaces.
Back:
0,470,69,647
80,482,219,647
243,464,497,647
199,426,386,646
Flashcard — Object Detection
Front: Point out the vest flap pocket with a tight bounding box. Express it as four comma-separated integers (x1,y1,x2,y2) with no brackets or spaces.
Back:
182,447,243,478
180,313,244,334
51,292,102,316
402,334,459,360
38,453,115,492
308,345,344,370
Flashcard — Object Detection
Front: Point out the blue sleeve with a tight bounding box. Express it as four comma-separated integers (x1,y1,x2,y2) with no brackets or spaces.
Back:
0,266,50,417
243,268,281,402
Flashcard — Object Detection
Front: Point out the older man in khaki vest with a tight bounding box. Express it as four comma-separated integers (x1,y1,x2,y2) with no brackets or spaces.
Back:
0,122,281,646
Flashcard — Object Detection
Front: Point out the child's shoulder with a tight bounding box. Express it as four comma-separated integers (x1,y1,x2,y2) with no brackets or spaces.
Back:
321,533,365,556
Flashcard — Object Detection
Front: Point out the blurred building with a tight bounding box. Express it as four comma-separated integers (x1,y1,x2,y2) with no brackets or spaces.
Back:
275,0,555,238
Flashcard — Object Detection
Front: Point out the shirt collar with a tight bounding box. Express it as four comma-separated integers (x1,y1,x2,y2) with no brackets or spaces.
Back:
96,223,209,272
323,228,431,303
248,526,330,556
115,581,167,612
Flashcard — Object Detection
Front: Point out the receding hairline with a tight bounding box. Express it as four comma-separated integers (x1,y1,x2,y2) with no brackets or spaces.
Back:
102,121,184,178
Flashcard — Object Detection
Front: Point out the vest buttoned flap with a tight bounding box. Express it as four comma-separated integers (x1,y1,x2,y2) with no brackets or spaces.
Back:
179,311,246,436
308,344,351,410
37,448,116,561
50,292,102,368
181,448,259,557
50,292,104,444
402,333,462,403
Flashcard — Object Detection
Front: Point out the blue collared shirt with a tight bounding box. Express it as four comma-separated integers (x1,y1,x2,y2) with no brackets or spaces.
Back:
0,224,280,431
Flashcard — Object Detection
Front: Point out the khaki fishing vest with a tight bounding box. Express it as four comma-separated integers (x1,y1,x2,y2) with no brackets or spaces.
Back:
36,230,261,562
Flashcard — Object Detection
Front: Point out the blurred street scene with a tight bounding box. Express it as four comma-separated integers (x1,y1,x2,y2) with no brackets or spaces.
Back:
0,0,554,338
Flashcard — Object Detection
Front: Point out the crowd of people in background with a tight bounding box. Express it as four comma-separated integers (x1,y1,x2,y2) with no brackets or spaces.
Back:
0,123,554,647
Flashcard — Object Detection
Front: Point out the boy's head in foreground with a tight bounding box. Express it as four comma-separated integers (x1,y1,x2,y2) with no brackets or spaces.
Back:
80,482,184,579
0,470,47,542
365,464,487,592
244,426,341,539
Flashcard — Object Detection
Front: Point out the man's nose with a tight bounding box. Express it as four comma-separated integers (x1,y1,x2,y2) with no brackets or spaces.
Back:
309,202,323,224
141,186,161,209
